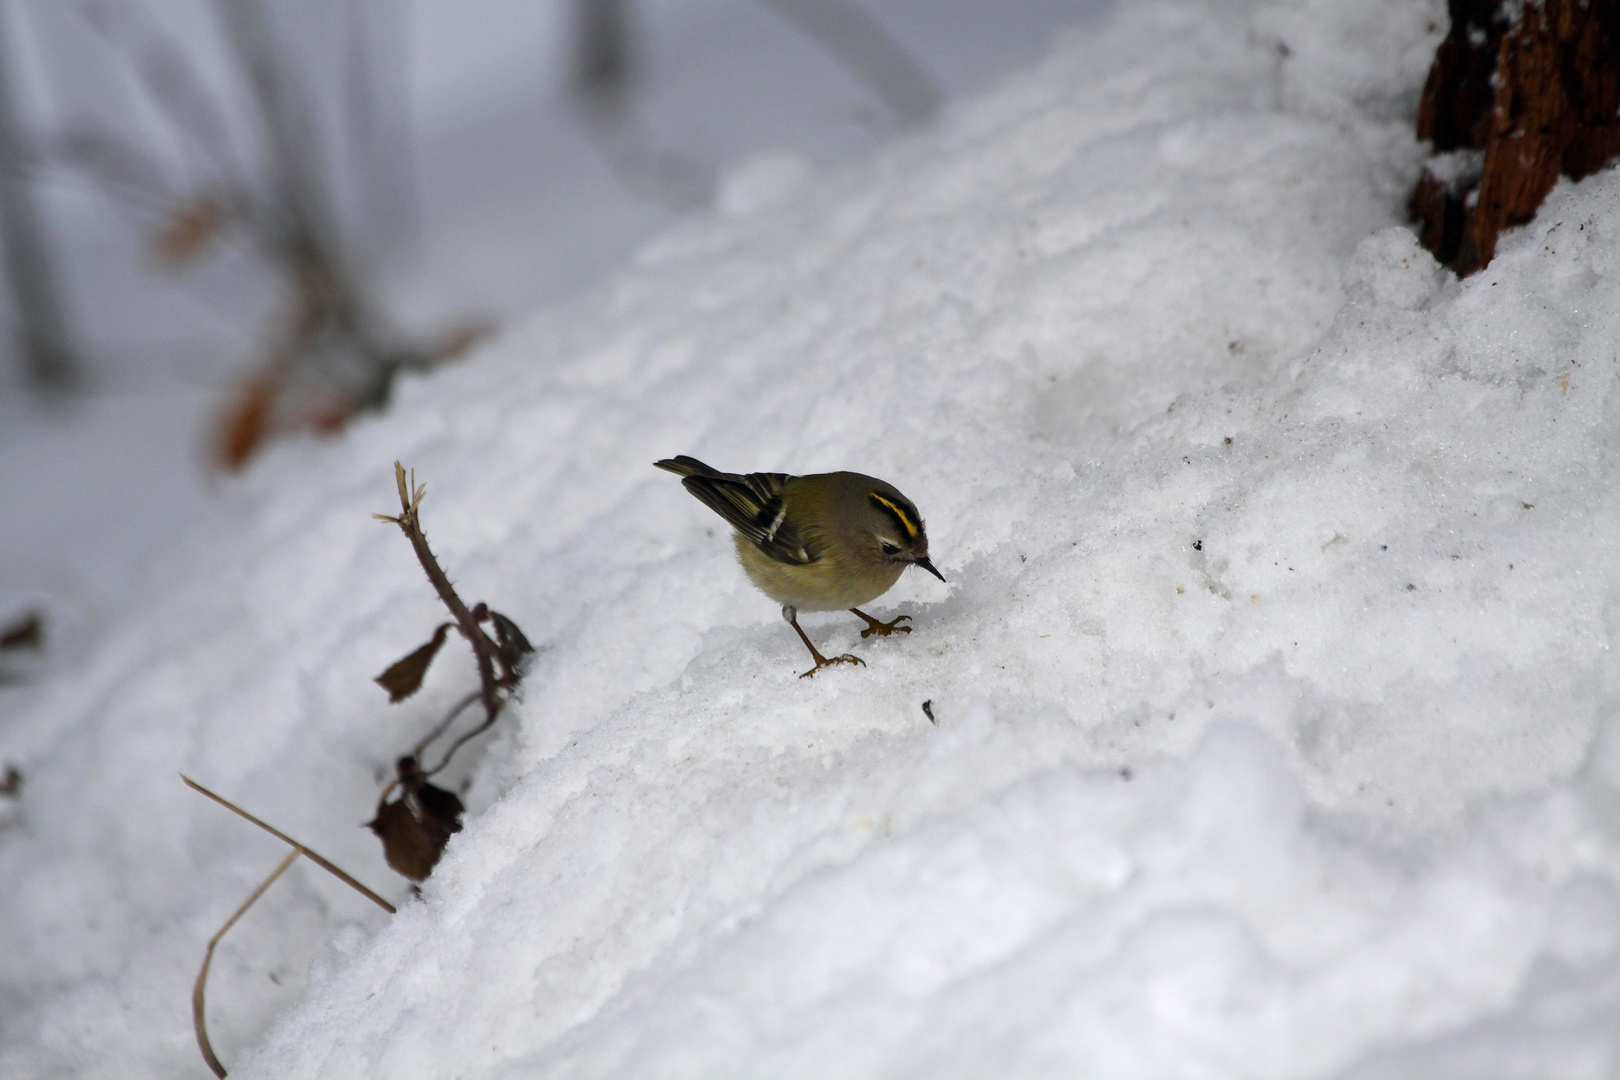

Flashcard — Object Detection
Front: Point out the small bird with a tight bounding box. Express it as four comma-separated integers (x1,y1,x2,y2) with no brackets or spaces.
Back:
655,455,945,677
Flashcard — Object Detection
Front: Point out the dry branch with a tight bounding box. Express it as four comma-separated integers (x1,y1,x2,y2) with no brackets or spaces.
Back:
182,459,533,1073
366,462,532,879
374,463,504,725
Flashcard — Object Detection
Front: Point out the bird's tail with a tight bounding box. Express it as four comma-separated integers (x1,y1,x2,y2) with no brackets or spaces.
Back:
653,455,727,480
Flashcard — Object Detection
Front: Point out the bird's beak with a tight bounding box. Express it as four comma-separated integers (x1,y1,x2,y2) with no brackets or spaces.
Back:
914,557,946,583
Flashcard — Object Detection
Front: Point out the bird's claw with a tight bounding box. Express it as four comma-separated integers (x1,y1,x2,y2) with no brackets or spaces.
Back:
858,614,912,639
799,653,866,678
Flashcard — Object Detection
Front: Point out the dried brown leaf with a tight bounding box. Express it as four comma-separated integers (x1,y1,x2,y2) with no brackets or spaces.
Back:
412,779,466,838
367,757,465,882
375,623,453,703
488,610,535,683
155,196,224,263
366,799,438,882
0,611,42,652
215,375,277,472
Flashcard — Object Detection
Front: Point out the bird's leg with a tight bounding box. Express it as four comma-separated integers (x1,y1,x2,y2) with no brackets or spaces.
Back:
850,607,912,639
783,606,865,678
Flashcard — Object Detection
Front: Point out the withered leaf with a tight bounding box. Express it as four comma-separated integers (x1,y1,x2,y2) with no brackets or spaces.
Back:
0,765,19,797
366,757,465,882
0,611,42,652
375,623,453,703
367,799,435,882
488,610,535,682
154,196,223,263
215,374,278,471
412,781,465,839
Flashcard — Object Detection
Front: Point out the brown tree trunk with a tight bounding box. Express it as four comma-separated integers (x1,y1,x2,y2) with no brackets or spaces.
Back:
1410,0,1620,275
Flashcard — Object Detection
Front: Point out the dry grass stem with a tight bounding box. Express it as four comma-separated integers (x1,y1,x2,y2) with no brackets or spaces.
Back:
182,775,396,913
192,848,300,1078
183,776,397,1076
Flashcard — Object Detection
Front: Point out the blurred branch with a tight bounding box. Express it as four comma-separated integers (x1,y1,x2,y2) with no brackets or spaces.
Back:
570,0,714,210
342,0,417,247
568,0,938,212
573,0,635,112
754,0,940,127
49,0,473,466
208,0,484,466
214,0,343,267
53,121,174,211
66,3,249,217
576,104,716,211
129,30,243,189
0,608,44,685
0,2,80,395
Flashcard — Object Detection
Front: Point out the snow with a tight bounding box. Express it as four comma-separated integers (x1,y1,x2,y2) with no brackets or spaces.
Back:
6,0,1620,1075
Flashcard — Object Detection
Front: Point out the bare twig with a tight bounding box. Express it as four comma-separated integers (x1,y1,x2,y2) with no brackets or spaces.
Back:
182,775,395,913
193,848,299,1079
374,462,504,725
421,708,502,779
367,463,532,876
412,688,482,763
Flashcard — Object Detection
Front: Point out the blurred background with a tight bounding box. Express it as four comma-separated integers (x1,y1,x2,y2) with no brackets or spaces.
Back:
0,0,1103,689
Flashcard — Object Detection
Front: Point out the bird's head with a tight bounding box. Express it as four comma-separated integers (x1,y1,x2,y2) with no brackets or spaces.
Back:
861,485,945,582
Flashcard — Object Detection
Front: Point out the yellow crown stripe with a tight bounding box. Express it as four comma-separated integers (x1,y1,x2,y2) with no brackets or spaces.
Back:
870,493,919,538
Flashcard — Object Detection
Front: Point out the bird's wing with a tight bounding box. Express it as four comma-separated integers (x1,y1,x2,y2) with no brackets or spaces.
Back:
655,456,815,565
684,470,813,566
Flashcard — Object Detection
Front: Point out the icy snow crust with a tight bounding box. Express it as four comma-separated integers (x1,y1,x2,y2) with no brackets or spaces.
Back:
6,0,1620,1075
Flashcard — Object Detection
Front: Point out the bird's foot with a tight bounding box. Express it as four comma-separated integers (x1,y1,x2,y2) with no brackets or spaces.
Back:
852,609,912,639
799,652,866,679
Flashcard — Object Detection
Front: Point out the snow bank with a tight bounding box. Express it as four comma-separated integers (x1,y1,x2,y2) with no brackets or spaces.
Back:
5,0,1620,1075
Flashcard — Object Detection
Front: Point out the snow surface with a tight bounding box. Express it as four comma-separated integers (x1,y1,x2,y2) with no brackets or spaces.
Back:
6,0,1620,1075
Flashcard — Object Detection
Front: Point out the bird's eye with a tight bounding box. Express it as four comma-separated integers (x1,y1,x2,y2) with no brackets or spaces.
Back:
880,542,901,556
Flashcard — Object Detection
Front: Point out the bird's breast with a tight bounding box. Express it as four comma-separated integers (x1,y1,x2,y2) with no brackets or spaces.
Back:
733,535,904,612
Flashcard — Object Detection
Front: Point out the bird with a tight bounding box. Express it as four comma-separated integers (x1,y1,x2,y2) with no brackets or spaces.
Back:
655,455,945,677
